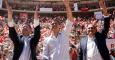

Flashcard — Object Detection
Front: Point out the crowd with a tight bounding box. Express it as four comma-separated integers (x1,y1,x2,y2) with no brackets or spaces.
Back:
0,9,115,60
2,1,115,11
0,0,115,59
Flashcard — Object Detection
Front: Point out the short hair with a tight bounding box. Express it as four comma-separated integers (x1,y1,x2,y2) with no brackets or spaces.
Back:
54,18,62,24
22,24,31,29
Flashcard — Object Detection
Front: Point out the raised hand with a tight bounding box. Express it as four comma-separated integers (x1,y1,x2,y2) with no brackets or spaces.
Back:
5,0,13,21
99,0,108,16
63,0,69,6
34,5,39,20
63,0,73,21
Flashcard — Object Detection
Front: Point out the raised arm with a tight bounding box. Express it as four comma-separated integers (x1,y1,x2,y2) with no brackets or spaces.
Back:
5,0,19,43
63,0,73,21
99,0,111,37
99,0,109,16
63,0,74,33
30,6,41,46
5,0,12,21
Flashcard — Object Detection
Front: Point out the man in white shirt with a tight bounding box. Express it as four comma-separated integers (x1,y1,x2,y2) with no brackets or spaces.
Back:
5,0,41,60
79,0,111,60
42,0,74,60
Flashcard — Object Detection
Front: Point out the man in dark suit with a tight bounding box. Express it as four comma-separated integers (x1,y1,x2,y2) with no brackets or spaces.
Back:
79,0,111,60
5,0,40,60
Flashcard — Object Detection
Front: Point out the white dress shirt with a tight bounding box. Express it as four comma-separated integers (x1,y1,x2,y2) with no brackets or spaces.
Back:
87,36,103,60
8,19,40,60
19,36,32,60
86,15,111,60
43,20,73,60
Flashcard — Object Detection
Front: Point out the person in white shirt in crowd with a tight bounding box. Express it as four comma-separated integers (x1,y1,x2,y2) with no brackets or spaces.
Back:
79,0,111,60
42,0,74,60
5,0,41,60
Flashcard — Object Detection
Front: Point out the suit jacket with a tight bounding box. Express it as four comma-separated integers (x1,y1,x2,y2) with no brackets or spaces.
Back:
79,17,111,60
9,25,41,60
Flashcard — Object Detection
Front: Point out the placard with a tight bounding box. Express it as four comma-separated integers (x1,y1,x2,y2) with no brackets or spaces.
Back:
94,11,103,20
40,8,53,12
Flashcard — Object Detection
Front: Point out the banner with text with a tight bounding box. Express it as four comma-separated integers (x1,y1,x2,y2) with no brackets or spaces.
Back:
40,8,53,12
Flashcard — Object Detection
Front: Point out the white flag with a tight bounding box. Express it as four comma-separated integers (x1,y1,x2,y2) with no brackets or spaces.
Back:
0,0,2,8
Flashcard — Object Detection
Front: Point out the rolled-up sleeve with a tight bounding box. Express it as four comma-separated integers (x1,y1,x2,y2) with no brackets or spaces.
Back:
8,20,15,27
64,19,73,34
34,19,40,28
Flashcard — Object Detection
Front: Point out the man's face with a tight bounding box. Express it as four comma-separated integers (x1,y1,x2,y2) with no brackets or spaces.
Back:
97,25,103,33
87,24,96,36
59,23,65,30
70,36,76,41
22,25,32,36
111,44,114,49
51,22,60,32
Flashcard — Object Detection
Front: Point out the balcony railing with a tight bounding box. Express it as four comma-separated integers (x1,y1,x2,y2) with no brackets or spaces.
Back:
0,7,115,13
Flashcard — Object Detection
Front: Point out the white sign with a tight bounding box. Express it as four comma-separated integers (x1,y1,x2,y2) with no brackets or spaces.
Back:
94,11,103,20
74,3,78,11
40,8,53,12
74,7,78,12
74,3,78,7
0,0,2,8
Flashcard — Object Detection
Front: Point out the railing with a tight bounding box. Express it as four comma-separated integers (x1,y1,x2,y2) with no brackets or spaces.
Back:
0,7,115,13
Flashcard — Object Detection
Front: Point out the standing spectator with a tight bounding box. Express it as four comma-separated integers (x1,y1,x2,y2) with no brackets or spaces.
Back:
79,0,111,60
42,0,74,60
5,0,41,60
69,45,78,60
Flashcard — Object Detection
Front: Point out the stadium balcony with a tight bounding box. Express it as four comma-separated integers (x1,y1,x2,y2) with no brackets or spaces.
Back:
0,0,115,13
